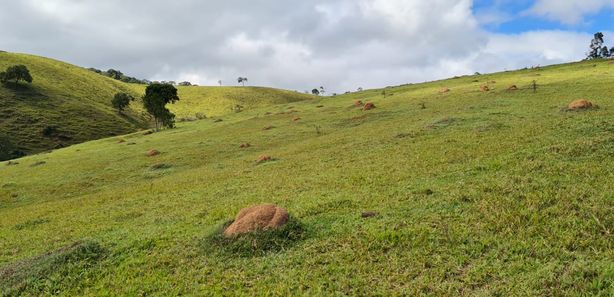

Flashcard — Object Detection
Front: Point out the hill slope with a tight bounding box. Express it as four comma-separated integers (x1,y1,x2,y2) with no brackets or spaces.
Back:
0,60,613,295
0,52,151,160
0,53,313,160
171,86,314,119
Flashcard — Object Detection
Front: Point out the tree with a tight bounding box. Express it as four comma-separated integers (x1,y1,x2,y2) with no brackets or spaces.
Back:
218,80,222,86
142,83,180,131
319,86,325,96
237,77,248,86
178,81,192,86
1,65,33,85
106,69,123,80
111,92,134,113
588,32,607,59
311,88,320,96
600,46,611,58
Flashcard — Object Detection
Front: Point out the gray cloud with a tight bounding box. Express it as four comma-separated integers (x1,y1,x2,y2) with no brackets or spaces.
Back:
0,0,593,93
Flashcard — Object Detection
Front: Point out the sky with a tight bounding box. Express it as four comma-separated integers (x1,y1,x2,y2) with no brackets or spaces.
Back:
1,0,614,93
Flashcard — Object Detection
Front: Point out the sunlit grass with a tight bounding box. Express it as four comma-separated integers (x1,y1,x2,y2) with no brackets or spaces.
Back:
0,59,613,295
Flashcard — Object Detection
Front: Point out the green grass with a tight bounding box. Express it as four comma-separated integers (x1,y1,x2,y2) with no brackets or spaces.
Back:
0,52,147,160
171,85,314,119
0,52,313,160
0,59,613,295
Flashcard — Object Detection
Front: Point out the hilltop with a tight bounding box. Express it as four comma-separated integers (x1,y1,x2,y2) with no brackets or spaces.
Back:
0,52,313,160
0,59,613,295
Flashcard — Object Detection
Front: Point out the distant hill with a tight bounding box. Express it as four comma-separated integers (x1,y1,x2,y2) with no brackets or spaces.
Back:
0,52,147,160
170,86,314,119
0,52,314,160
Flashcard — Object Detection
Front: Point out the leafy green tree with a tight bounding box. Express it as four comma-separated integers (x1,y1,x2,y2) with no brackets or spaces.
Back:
143,83,180,131
111,93,134,113
1,65,33,85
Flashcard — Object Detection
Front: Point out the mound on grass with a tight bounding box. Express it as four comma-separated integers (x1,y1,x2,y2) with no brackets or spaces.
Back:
224,204,289,237
146,149,160,157
363,102,376,111
256,155,273,163
0,240,105,296
568,99,596,110
203,216,304,257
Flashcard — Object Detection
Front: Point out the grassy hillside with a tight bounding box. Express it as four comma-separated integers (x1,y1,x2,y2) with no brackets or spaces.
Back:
171,86,314,119
0,52,147,160
1,60,613,295
0,52,313,161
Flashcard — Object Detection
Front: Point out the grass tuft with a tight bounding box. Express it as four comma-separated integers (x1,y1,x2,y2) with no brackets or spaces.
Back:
0,240,106,296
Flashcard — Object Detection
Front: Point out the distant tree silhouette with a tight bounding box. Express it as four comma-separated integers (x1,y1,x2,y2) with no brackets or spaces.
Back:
319,86,325,96
0,65,33,85
587,32,612,59
178,81,192,86
311,88,320,96
106,69,123,80
237,77,248,86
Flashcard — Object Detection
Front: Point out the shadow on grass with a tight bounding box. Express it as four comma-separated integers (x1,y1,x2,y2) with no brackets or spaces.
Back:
201,217,306,258
1,83,47,99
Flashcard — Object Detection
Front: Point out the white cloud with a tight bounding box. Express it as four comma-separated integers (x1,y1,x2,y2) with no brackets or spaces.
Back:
0,0,598,93
529,0,614,24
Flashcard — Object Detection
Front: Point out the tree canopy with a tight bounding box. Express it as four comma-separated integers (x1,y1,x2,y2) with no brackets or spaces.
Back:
143,83,180,130
587,32,613,59
0,65,33,85
111,93,134,113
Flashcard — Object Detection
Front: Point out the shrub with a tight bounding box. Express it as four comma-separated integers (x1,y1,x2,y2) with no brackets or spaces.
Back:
111,93,134,113
41,126,58,137
1,65,32,85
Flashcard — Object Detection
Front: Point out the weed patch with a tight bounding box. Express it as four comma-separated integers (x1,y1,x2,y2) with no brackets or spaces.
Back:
0,240,105,296
428,117,460,129
150,163,172,170
13,218,50,230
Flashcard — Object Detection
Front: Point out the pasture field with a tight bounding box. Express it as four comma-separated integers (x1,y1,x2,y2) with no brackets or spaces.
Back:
0,59,613,295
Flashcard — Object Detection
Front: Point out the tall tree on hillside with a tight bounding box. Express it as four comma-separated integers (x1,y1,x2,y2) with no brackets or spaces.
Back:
0,65,33,85
143,83,180,131
237,77,248,86
587,32,608,59
111,92,134,113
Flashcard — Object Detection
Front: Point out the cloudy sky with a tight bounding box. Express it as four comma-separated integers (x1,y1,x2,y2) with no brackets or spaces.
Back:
1,0,613,93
